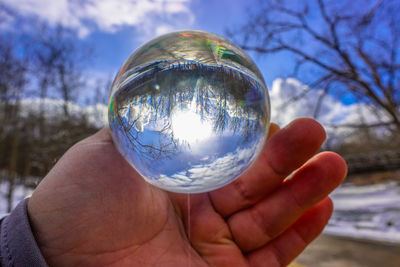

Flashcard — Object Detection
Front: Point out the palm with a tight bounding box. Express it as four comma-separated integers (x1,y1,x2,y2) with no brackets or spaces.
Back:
28,119,347,267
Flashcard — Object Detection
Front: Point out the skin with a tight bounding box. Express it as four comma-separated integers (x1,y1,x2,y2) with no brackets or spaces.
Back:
27,118,347,267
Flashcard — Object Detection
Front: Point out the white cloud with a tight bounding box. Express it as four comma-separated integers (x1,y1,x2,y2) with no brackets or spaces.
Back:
0,5,15,29
155,24,175,36
270,78,343,126
2,0,194,38
269,78,392,142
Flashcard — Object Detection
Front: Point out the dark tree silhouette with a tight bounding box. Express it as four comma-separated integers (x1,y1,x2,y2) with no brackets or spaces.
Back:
230,0,400,133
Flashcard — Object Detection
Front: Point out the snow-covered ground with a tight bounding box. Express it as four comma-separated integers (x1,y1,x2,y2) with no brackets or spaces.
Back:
1,180,400,245
0,183,34,217
325,181,400,244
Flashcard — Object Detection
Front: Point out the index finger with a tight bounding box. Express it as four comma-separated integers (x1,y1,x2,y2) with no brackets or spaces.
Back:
209,118,326,217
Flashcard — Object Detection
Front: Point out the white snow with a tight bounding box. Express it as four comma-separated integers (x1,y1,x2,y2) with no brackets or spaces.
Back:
325,181,400,244
0,182,34,218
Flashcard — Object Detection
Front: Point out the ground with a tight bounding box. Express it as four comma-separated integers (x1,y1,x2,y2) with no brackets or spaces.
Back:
295,234,400,267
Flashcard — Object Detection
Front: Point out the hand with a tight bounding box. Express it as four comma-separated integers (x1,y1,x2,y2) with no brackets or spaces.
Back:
27,118,347,267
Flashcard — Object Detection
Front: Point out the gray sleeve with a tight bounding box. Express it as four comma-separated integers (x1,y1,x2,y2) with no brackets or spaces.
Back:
1,198,48,267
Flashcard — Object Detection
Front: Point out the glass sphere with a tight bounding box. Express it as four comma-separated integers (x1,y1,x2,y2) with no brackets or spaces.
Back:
108,31,270,193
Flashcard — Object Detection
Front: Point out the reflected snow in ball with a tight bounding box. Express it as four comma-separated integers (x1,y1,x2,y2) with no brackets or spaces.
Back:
108,31,270,193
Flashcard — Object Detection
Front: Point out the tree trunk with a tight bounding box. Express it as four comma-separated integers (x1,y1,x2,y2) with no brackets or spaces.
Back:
7,129,20,212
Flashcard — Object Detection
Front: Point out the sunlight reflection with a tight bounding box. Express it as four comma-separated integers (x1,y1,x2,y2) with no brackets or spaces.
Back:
171,104,213,144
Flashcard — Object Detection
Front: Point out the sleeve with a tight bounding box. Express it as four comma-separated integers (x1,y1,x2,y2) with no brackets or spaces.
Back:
0,198,48,267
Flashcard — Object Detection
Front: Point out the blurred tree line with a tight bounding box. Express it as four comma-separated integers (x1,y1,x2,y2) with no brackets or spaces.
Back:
0,22,109,211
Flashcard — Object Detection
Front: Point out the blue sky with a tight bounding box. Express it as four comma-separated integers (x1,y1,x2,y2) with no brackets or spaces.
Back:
1,0,290,88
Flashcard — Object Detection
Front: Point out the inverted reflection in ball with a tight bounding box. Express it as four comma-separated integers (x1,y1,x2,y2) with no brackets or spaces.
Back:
108,31,270,193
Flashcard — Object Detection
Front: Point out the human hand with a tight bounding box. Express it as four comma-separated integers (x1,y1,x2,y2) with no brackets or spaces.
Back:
27,118,347,267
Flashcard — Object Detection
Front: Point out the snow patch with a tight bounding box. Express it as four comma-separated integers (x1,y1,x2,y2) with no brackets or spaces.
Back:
326,181,400,244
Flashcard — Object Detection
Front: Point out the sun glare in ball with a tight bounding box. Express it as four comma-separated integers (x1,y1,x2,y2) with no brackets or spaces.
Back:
171,107,213,144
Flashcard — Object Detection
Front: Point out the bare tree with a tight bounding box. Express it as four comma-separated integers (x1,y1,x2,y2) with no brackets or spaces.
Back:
28,24,88,118
0,34,27,211
230,0,400,133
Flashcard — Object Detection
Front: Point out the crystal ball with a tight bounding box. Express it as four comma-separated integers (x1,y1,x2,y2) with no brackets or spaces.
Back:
108,31,270,193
